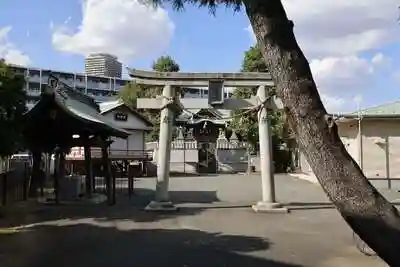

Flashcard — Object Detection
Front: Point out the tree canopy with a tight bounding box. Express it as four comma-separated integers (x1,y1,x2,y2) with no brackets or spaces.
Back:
119,55,180,141
152,55,180,72
229,46,263,148
0,60,27,157
241,45,268,73
230,45,291,171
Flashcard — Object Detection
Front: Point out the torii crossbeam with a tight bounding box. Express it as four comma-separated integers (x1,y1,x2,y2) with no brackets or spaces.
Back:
131,68,288,213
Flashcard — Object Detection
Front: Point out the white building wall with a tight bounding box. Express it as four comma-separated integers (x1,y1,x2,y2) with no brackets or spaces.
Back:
66,105,151,160
103,107,149,154
102,109,149,131
299,118,400,185
110,131,145,152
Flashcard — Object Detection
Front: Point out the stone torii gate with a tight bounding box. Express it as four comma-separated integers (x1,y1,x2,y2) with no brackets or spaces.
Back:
131,69,288,213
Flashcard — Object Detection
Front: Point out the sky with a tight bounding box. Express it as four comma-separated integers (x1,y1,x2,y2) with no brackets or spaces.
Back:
1,0,400,113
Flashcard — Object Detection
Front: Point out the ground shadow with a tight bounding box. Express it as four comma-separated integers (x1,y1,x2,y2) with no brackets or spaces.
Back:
284,202,336,210
169,190,219,204
122,188,220,205
0,188,223,227
0,223,305,267
283,201,400,210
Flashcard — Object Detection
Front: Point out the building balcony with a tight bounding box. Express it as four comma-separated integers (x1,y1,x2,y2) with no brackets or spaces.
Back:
66,148,153,160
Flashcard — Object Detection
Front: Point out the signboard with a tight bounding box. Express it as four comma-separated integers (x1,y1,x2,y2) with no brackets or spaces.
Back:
208,80,224,105
48,76,59,89
114,112,128,121
66,147,84,160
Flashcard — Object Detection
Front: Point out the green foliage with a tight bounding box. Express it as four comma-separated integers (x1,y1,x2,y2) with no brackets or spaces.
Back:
118,82,161,109
0,60,27,156
230,45,277,147
152,56,180,72
229,45,292,171
241,45,268,73
119,56,180,142
147,0,242,13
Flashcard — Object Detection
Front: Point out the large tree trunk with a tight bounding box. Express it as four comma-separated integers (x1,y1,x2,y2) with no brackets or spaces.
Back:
243,0,400,265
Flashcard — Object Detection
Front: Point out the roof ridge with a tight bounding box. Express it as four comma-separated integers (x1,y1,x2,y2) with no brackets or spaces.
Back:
49,73,99,111
354,99,400,113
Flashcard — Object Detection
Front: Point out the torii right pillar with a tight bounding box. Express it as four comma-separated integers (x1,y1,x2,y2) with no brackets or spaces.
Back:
252,85,288,213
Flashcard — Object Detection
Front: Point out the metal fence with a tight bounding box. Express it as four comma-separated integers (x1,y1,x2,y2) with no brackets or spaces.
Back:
145,139,297,176
0,167,29,206
145,139,252,175
66,148,153,161
94,177,131,196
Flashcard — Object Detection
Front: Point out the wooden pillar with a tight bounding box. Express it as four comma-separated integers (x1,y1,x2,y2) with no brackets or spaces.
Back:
101,139,113,205
112,163,116,205
128,163,134,197
84,142,93,198
2,171,7,205
23,162,29,201
29,150,42,197
54,148,66,205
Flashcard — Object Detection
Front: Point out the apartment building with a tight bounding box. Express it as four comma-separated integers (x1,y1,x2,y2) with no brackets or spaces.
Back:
9,65,231,110
85,53,122,78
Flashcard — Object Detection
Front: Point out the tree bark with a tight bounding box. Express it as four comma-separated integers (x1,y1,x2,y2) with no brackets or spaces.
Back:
243,0,400,265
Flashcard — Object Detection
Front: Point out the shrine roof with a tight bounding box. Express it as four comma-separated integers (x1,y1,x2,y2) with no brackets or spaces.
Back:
99,99,153,127
176,108,232,122
335,100,400,121
25,74,130,139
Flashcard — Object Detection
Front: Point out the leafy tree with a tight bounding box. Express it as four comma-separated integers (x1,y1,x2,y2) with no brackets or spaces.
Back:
231,45,276,147
147,0,400,264
241,45,268,73
119,56,180,141
230,45,291,171
0,60,27,157
152,55,180,72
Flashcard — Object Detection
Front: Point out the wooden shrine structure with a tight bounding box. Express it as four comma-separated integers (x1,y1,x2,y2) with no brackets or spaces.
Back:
23,74,129,205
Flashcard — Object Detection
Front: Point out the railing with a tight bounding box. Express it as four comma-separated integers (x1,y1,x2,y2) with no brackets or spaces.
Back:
66,148,153,160
0,169,28,206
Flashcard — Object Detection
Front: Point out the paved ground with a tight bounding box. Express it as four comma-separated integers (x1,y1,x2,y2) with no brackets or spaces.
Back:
0,174,395,267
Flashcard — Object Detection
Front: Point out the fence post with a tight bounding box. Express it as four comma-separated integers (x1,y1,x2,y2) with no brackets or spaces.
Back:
2,172,7,206
112,166,116,205
23,162,29,201
128,165,134,197
183,138,186,175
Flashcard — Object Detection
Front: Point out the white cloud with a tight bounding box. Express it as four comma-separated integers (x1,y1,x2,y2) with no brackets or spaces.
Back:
51,0,175,62
0,26,31,66
244,0,399,112
246,0,399,58
309,54,391,112
320,94,345,113
282,0,399,58
310,55,373,93
371,53,392,68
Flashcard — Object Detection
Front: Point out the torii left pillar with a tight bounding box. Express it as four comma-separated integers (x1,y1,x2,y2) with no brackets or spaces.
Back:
145,85,178,211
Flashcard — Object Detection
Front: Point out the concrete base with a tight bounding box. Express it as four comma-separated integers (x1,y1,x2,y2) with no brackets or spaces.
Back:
252,201,289,213
144,200,178,212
